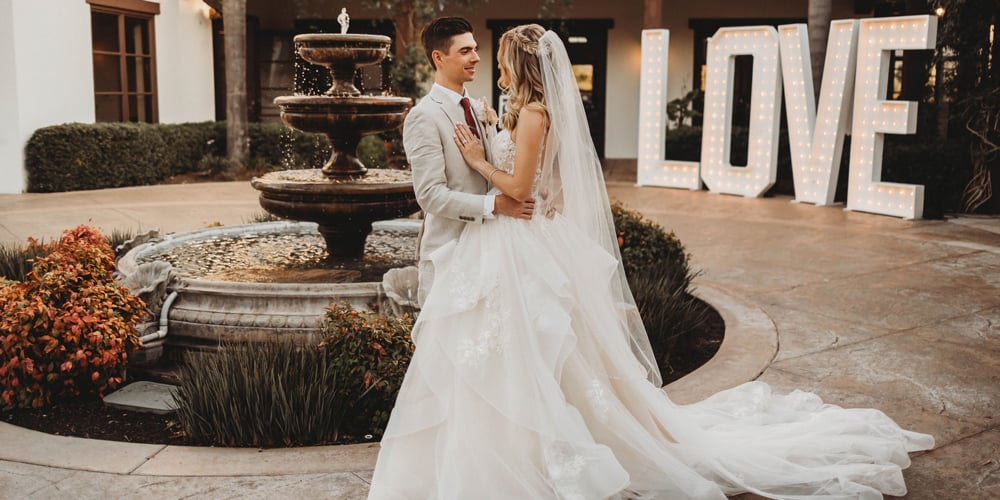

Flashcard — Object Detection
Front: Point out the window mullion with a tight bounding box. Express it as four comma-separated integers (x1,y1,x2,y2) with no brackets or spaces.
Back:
117,13,129,121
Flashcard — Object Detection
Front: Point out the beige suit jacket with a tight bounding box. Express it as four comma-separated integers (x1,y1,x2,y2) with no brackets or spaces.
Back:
404,85,497,262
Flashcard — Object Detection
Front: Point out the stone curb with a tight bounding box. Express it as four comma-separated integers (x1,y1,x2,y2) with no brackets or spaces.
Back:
0,281,777,477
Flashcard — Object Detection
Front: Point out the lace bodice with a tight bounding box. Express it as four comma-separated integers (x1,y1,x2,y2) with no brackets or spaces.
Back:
490,129,543,196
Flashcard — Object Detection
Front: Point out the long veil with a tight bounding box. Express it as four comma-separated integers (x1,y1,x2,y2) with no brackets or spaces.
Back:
537,31,662,387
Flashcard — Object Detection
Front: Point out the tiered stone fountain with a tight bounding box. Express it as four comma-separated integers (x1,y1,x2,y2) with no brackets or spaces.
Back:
118,30,420,368
252,33,418,257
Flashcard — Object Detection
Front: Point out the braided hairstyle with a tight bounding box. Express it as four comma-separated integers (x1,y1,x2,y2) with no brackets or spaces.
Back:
498,24,546,132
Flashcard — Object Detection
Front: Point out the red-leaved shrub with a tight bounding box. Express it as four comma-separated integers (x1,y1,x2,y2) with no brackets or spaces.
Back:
0,226,145,409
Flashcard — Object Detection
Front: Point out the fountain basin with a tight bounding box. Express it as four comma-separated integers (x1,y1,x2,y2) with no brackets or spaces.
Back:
274,95,411,133
251,169,419,258
117,220,419,361
294,34,391,96
273,95,411,176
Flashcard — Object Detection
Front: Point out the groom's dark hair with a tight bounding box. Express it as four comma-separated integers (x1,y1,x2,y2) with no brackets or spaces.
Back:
421,17,474,69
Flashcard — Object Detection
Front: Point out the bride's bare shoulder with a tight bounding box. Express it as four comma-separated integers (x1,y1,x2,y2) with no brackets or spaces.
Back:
522,102,547,114
519,102,549,127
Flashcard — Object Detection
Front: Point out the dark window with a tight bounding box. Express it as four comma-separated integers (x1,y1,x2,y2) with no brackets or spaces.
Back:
88,0,159,122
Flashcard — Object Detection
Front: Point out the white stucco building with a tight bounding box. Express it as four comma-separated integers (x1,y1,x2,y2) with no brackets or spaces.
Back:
0,0,215,193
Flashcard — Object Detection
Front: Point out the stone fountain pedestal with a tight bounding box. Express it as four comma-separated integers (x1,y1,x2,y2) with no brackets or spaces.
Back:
252,169,417,258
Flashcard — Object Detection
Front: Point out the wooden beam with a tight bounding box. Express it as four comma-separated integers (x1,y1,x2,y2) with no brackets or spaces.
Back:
86,0,160,15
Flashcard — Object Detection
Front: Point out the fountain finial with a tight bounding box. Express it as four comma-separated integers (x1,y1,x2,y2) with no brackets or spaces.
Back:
337,8,350,34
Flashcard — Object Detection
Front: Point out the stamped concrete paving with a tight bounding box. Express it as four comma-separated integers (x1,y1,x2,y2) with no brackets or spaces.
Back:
1,178,998,499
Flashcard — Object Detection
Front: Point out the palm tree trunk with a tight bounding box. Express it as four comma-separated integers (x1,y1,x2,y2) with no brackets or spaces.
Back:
643,0,663,29
223,0,248,170
807,0,833,100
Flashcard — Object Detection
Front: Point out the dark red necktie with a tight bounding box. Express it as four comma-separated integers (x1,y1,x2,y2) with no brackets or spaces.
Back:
460,97,481,140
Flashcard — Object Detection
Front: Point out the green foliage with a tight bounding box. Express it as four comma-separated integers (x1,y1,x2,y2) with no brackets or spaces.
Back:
612,201,688,281
666,90,703,129
0,239,53,283
25,123,171,192
627,261,711,378
611,203,711,377
882,134,971,218
388,43,433,101
357,134,389,170
0,226,144,410
319,302,414,439
171,302,413,447
156,120,226,172
173,340,347,447
24,122,331,193
662,125,704,163
0,227,136,284
194,154,241,176
105,228,138,258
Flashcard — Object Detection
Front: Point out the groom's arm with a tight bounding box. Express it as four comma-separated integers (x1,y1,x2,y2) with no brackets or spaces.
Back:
404,108,489,223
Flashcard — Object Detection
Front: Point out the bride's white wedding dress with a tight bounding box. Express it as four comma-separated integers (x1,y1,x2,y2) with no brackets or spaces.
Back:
367,129,934,499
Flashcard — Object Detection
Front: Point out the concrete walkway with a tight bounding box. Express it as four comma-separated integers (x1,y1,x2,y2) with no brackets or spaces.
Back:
1,179,998,499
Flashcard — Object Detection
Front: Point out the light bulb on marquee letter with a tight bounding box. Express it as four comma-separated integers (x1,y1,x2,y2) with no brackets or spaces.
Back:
636,30,701,190
701,26,782,198
779,20,858,206
847,15,937,219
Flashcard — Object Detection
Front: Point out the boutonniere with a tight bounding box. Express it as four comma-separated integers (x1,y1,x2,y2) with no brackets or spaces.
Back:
476,97,499,127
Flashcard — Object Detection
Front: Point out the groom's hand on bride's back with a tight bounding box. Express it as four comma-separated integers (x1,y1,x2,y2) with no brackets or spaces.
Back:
495,194,534,219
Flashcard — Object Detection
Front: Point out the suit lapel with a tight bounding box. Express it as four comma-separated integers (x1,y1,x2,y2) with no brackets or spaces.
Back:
468,98,494,164
429,86,494,164
428,86,463,131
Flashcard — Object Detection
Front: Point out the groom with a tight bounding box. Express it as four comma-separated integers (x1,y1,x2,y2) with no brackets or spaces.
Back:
404,16,534,305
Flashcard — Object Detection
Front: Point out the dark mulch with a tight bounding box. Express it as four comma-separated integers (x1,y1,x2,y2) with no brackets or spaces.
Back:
1,301,724,447
2,396,191,445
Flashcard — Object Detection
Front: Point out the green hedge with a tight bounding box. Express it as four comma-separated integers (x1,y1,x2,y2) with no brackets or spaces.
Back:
665,126,972,218
24,122,346,193
611,203,712,379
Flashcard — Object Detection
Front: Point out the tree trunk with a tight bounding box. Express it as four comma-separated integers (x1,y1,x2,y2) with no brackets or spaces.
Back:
807,0,832,100
392,3,417,61
223,0,248,170
643,0,663,30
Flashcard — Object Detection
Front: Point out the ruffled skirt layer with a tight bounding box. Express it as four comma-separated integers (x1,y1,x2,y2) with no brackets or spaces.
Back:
368,215,933,499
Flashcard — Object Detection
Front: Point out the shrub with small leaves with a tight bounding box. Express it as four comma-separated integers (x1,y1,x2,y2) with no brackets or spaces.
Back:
0,226,145,410
319,302,414,440
612,201,690,284
611,203,713,378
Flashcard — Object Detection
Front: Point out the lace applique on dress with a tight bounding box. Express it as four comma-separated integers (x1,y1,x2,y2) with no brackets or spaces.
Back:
586,379,612,423
443,267,479,310
456,280,510,367
543,441,588,500
491,129,517,175
490,129,544,197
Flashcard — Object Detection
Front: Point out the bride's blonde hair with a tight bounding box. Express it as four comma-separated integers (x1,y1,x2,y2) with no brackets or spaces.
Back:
498,24,546,131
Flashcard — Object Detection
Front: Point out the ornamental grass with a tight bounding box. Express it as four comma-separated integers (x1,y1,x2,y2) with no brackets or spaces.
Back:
173,303,413,447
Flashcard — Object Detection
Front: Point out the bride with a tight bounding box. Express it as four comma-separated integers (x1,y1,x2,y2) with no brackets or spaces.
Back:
368,24,934,499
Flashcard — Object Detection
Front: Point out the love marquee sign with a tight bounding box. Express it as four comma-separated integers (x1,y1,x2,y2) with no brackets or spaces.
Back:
637,15,938,219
